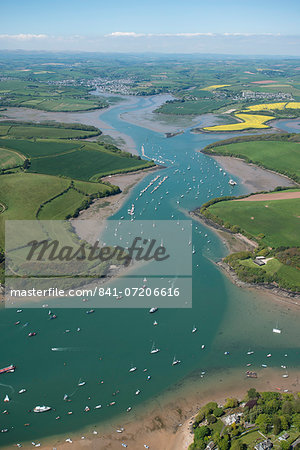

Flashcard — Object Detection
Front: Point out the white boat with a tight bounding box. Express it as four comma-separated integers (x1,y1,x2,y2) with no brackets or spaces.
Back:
153,320,158,326
4,395,10,402
18,389,26,394
267,353,272,358
126,407,132,412
135,389,140,395
273,327,282,334
172,356,181,366
78,381,86,386
149,307,158,314
33,405,51,413
201,344,205,349
95,404,102,409
247,350,254,355
192,246,196,254
150,342,160,354
228,179,237,186
192,326,197,333
129,366,137,372
282,374,289,378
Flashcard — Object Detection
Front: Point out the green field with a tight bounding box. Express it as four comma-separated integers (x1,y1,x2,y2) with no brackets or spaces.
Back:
0,138,80,158
156,98,233,115
38,189,87,220
0,173,118,246
209,196,300,248
28,146,153,181
205,140,300,182
0,148,25,169
0,124,100,139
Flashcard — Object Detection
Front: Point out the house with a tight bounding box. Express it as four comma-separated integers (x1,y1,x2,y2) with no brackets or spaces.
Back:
254,439,273,450
254,259,266,266
222,413,243,426
205,441,216,450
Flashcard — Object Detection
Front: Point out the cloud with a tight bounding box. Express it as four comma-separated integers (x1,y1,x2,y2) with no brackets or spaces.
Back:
0,34,48,40
105,32,281,38
106,32,144,38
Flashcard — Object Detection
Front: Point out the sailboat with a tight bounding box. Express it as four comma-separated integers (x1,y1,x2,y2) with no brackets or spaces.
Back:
172,356,181,366
150,342,160,354
192,326,197,333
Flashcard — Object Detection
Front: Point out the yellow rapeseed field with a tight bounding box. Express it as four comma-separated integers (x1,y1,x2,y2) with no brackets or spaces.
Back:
201,84,231,91
203,113,275,132
245,102,287,111
286,102,300,109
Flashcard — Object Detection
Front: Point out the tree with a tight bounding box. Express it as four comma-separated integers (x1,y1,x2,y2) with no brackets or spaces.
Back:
273,416,282,435
247,388,259,400
224,398,239,409
256,414,272,434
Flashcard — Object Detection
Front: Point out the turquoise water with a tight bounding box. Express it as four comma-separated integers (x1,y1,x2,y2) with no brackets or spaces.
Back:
0,98,299,446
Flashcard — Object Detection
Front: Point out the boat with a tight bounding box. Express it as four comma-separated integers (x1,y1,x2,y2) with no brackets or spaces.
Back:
228,179,237,186
28,332,37,337
201,345,205,349
19,389,26,394
247,350,254,355
33,406,51,413
172,356,181,366
246,371,257,378
267,353,272,357
84,406,90,412
86,309,95,314
95,404,102,409
126,407,132,412
282,374,289,378
273,327,281,334
78,381,86,386
129,367,137,372
4,395,10,402
149,307,158,314
224,351,230,355
153,320,158,326
150,342,160,354
135,389,140,395
192,326,197,333
147,375,151,381
0,365,16,374
262,364,268,368
192,246,196,254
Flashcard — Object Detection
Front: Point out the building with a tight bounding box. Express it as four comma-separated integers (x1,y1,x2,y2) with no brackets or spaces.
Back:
254,439,273,450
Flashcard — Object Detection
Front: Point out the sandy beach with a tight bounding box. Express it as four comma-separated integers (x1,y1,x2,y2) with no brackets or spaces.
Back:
15,368,300,450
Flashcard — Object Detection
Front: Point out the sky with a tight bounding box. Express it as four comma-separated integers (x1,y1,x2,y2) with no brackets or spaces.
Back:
0,0,300,55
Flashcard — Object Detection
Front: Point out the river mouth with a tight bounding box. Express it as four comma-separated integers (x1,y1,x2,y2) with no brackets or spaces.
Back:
1,95,300,448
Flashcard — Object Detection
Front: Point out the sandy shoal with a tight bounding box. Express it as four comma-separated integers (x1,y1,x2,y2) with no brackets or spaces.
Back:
16,368,300,450
211,156,296,192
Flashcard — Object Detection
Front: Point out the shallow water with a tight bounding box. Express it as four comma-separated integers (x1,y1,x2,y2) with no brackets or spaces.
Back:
0,97,299,446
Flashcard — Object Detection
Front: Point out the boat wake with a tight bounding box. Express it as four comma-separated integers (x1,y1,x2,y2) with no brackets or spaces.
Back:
51,347,82,352
0,382,15,394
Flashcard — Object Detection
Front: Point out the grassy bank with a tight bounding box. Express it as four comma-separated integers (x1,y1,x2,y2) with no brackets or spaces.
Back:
195,190,300,292
202,134,300,184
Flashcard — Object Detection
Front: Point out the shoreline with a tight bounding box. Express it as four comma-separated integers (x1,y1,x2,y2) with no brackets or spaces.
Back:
71,166,161,243
0,99,139,155
14,368,300,450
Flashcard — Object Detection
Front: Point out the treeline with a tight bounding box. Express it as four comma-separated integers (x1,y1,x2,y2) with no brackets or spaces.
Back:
0,120,102,133
36,180,120,220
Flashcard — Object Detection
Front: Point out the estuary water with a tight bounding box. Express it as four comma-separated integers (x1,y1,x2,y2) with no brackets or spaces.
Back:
0,97,299,446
